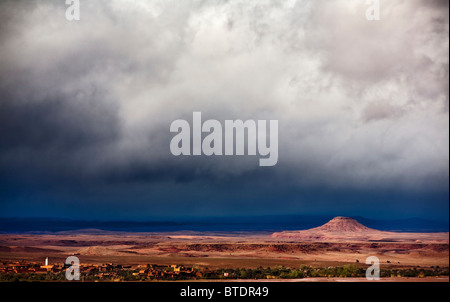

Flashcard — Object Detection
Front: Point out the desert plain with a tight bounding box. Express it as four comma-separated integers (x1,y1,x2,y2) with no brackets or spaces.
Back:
0,217,448,281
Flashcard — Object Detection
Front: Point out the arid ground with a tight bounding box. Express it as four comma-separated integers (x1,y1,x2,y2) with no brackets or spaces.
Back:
0,217,448,281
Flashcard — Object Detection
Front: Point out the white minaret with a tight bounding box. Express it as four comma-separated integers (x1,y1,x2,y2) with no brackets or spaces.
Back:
45,257,48,266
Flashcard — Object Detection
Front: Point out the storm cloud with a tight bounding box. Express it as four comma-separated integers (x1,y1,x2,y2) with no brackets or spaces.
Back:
0,0,448,219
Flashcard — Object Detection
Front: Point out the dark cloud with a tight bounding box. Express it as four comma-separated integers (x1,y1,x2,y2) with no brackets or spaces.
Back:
0,0,448,219
425,0,450,10
0,93,118,151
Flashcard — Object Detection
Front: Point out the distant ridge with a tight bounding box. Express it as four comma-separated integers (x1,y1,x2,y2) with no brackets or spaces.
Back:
271,216,381,239
271,216,449,242
0,216,448,233
307,216,375,233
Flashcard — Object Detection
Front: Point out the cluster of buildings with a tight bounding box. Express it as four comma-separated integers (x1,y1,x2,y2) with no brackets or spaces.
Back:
0,258,203,281
137,264,203,280
0,258,62,274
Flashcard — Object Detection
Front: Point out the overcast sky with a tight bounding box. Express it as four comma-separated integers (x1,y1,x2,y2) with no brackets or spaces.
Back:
0,0,448,220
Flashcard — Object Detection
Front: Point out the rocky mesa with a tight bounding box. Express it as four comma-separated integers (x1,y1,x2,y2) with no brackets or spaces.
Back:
271,217,449,243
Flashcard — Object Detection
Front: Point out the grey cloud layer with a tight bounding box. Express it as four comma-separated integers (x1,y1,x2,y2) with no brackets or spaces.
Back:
0,0,448,193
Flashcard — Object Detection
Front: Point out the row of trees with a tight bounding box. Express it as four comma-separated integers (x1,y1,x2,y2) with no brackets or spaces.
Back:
210,265,449,279
1,265,448,281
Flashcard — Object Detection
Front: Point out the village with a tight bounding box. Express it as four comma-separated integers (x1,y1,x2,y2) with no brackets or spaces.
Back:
0,257,447,282
0,258,204,281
